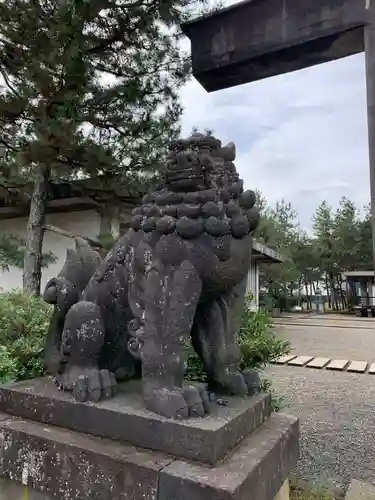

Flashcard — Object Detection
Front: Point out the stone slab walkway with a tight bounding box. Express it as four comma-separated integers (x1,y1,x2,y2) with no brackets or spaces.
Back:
273,354,375,374
273,322,375,363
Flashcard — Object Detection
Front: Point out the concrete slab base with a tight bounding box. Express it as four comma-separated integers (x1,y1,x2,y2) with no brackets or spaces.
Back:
0,475,291,500
0,377,271,465
0,411,299,500
0,478,51,499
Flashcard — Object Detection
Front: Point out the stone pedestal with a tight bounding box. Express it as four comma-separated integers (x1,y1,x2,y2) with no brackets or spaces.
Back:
0,377,299,500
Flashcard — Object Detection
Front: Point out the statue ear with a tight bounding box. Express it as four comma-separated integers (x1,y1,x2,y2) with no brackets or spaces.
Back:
220,142,236,162
43,278,58,304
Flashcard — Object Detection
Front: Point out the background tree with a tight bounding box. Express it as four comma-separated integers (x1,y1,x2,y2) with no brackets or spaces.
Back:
254,192,373,311
0,0,215,295
357,203,373,270
254,194,302,308
0,233,56,274
0,234,24,271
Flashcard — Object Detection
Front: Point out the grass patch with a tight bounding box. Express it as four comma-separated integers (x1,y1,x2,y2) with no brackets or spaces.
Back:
290,479,343,500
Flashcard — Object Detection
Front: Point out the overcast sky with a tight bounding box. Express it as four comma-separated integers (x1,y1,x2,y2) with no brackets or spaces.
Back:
179,7,370,230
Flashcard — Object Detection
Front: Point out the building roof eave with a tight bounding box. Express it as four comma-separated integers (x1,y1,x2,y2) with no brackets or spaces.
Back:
252,240,285,263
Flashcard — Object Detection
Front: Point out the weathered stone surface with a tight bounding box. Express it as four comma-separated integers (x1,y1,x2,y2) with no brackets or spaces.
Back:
141,216,157,232
181,0,365,92
162,205,178,217
239,190,256,209
276,355,297,365
288,356,314,367
0,411,299,500
225,201,241,218
306,357,331,369
247,207,261,231
0,478,53,499
230,215,250,238
175,216,204,238
204,216,230,237
177,204,202,218
156,215,176,234
0,378,272,465
202,201,220,217
198,189,216,202
211,235,232,261
156,192,183,205
229,180,244,197
144,205,160,217
183,192,200,204
326,359,350,371
131,214,144,230
42,134,260,420
347,361,368,373
0,415,170,500
158,413,299,500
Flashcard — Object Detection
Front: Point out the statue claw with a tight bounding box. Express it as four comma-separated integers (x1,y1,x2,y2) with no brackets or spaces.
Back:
144,383,210,420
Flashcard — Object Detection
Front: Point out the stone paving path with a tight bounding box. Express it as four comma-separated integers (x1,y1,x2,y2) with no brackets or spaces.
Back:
273,318,375,363
266,315,375,491
274,354,375,374
264,365,375,492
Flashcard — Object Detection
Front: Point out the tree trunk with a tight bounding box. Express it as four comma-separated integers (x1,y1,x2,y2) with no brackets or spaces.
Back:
324,272,331,308
23,166,50,296
304,282,310,310
329,273,338,311
337,275,346,310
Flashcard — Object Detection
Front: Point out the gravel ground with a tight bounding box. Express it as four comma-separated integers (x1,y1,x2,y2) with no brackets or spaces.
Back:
274,323,375,362
264,365,375,492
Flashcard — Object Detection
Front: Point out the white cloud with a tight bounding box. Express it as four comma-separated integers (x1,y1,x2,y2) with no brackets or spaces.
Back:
180,36,370,229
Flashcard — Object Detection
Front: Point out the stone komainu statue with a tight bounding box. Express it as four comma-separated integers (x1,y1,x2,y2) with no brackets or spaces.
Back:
43,134,261,419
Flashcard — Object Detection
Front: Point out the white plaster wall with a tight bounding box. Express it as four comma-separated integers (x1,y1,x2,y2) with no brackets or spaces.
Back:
246,260,259,311
0,210,101,292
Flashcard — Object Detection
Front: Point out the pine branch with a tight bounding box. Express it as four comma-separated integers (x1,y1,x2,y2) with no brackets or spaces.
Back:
44,224,103,249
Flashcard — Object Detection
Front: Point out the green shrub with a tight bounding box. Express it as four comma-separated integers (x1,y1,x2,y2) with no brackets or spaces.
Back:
290,479,338,500
0,292,290,411
0,291,52,383
238,306,290,370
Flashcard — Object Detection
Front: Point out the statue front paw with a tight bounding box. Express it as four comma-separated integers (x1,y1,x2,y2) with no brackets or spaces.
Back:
144,383,210,419
56,368,117,402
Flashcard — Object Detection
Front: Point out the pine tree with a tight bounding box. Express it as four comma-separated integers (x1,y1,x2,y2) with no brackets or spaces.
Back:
0,0,213,295
0,234,24,271
0,233,56,272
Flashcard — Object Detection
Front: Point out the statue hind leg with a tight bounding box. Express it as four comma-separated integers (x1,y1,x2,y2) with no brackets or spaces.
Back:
192,278,261,396
55,301,117,402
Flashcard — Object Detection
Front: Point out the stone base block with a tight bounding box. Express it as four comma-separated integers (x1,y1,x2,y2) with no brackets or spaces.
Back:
0,478,51,499
0,412,298,500
0,377,271,465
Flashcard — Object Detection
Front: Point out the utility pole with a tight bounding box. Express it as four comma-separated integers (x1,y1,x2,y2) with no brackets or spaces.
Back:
364,0,375,281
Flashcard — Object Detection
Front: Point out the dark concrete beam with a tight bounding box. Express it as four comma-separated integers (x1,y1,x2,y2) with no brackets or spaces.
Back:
252,240,285,263
0,197,101,220
182,0,365,92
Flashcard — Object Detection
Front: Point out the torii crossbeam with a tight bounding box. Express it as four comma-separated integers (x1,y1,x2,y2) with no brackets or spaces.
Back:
182,0,375,271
